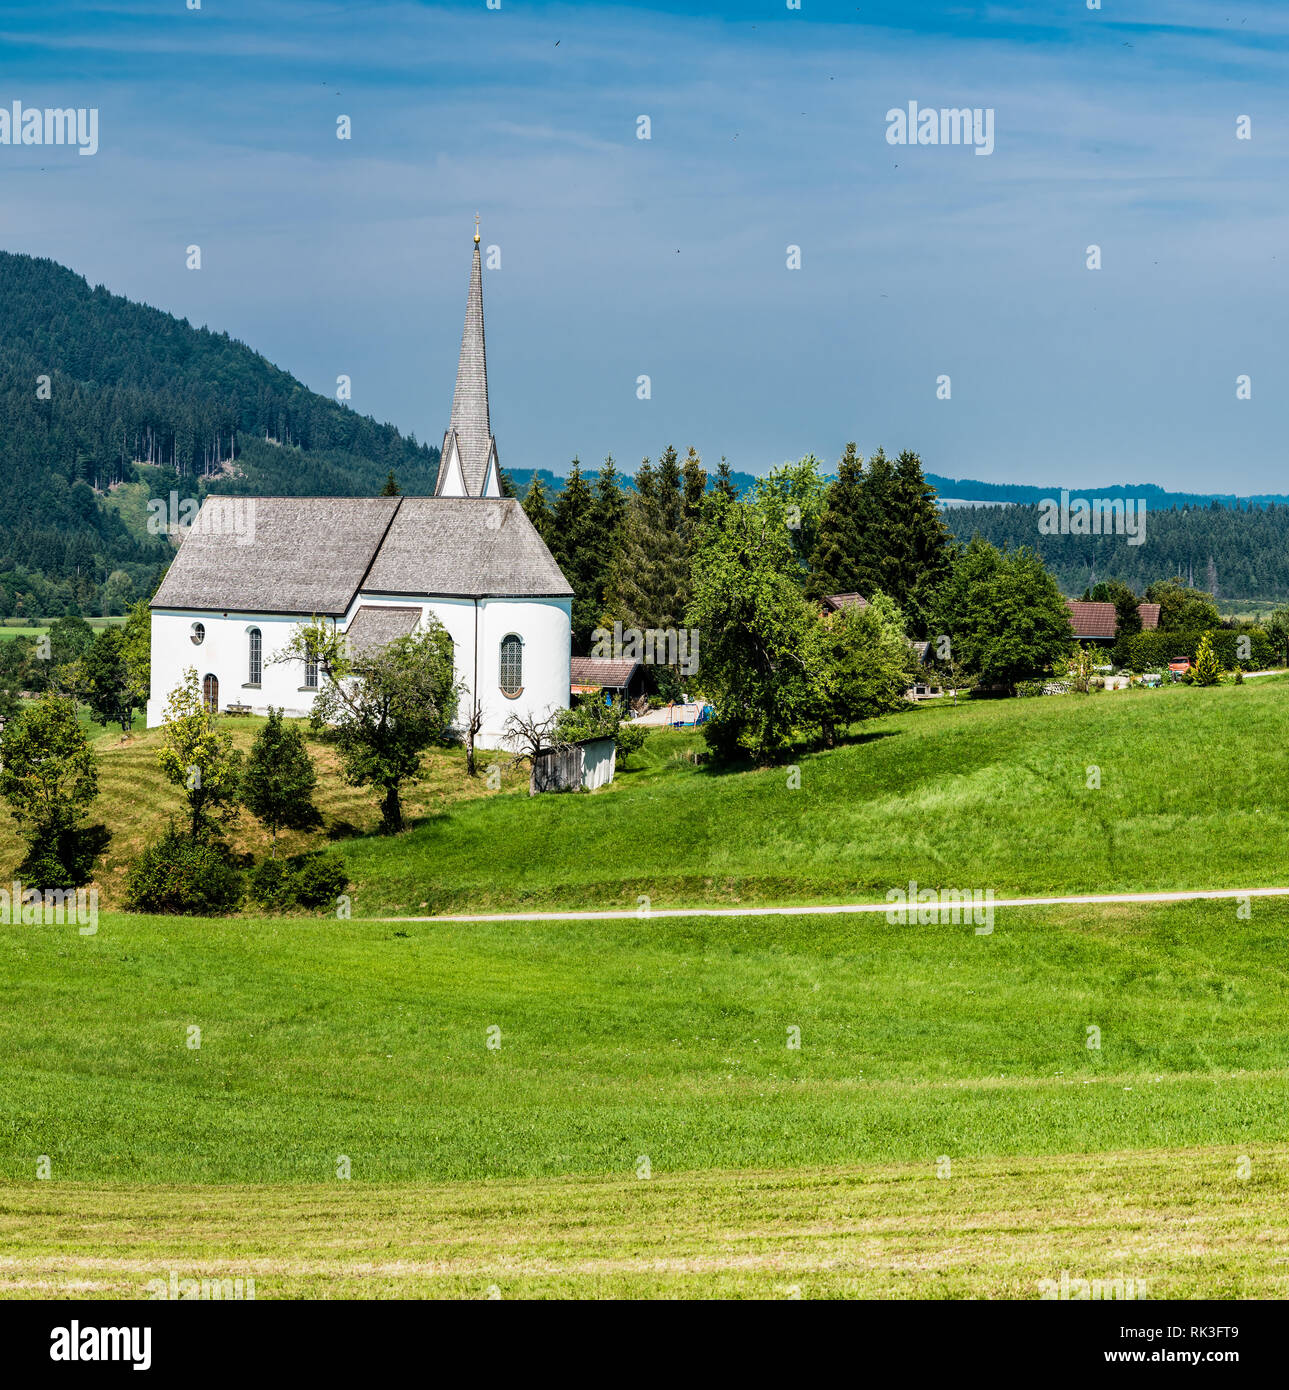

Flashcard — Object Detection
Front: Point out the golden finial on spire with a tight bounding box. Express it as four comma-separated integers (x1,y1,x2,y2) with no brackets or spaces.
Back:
474,212,480,245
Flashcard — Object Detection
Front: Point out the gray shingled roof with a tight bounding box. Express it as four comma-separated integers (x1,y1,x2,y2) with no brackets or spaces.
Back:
152,495,572,613
150,496,400,615
345,605,422,658
363,497,572,597
435,240,496,497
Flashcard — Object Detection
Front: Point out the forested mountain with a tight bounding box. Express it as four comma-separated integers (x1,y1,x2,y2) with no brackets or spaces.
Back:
927,475,1289,510
0,251,440,616
944,501,1289,599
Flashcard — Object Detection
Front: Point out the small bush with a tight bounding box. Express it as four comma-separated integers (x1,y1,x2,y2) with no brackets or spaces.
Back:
124,827,242,915
294,853,349,909
246,857,298,909
246,851,349,911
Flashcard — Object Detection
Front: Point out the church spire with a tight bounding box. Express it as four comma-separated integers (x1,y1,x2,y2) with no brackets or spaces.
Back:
436,219,498,497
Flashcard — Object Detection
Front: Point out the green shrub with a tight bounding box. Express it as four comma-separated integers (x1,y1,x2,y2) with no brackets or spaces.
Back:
124,827,242,915
294,853,349,909
246,851,349,911
246,857,298,910
1112,628,1276,672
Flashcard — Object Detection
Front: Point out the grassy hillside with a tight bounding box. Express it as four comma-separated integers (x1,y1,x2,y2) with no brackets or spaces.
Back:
343,677,1289,915
2,899,1286,1295
0,715,529,908
6,677,1288,913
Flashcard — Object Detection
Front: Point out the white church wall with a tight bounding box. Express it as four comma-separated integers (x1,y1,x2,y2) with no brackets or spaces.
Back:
147,609,323,725
148,594,573,752
476,595,571,747
347,593,571,748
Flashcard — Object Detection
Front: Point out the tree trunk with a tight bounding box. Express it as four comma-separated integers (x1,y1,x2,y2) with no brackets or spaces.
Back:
380,783,403,835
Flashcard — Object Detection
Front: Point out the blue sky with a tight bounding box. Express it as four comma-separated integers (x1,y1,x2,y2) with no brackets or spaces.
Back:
1,0,1286,490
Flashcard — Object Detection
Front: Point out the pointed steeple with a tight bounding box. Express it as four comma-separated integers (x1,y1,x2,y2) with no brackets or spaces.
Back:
437,217,499,497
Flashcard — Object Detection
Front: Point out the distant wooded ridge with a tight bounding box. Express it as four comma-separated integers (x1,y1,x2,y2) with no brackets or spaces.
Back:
513,467,1289,513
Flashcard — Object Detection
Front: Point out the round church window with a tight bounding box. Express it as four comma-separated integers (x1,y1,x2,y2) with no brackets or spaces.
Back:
190,622,205,646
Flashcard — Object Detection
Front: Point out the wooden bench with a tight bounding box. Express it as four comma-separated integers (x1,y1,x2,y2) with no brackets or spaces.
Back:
225,702,253,716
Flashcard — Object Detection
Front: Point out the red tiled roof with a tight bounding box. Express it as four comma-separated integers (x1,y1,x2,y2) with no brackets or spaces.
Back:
1066,599,1161,639
1066,600,1117,639
821,592,869,612
570,656,640,688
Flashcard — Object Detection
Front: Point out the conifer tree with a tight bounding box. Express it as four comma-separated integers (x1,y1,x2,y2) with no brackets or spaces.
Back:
586,454,628,629
604,452,690,646
1191,631,1223,686
552,458,598,649
807,443,870,600
681,447,707,527
713,456,738,502
380,470,400,496
851,445,898,601
892,449,954,635
242,707,321,855
522,474,557,549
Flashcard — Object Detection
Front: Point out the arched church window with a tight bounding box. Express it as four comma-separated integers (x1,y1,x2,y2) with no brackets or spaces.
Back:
499,634,523,697
202,674,219,712
248,628,262,685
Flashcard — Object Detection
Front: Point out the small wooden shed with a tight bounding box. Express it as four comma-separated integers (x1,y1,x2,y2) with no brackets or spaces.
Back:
530,736,617,794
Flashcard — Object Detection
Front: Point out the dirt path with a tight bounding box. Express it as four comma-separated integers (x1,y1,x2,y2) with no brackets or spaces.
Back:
380,885,1289,924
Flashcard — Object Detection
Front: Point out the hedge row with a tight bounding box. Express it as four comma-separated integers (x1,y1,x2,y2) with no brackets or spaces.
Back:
1111,629,1280,671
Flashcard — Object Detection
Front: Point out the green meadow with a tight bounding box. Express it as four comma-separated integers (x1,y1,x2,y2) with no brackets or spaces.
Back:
3,679,1289,1297
1,899,1287,1296
343,676,1289,916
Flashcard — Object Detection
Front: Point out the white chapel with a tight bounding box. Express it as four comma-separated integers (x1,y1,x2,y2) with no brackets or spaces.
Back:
145,227,573,748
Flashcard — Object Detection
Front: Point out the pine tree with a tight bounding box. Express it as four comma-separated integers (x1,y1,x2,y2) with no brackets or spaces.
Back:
681,447,707,527
892,449,954,635
852,445,898,602
603,452,690,645
586,454,627,634
552,457,598,649
713,456,738,502
806,443,869,601
522,474,557,549
381,470,400,496
242,707,321,855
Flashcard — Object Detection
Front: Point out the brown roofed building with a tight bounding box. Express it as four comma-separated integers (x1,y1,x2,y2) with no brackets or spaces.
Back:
820,592,869,613
570,656,645,705
1066,599,1162,643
